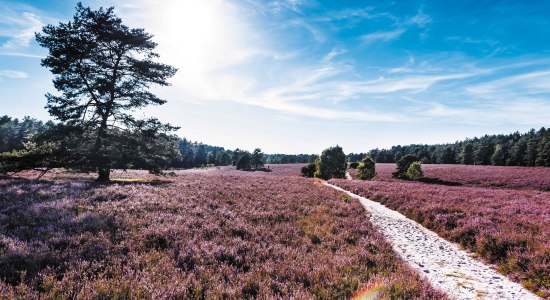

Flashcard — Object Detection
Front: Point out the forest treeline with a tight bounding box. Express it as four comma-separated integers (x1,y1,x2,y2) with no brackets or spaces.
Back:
348,127,550,166
0,115,317,169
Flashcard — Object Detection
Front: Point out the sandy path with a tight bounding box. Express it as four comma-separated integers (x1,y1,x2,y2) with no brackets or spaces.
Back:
325,182,540,300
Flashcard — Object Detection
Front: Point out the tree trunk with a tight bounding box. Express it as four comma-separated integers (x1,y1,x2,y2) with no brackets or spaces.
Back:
96,167,110,182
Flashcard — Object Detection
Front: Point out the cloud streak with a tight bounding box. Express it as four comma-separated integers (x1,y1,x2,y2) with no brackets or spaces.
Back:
0,69,28,79
361,28,406,44
0,3,45,48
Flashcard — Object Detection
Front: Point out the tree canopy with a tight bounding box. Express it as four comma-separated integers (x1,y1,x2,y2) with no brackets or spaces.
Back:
314,145,347,180
357,156,376,180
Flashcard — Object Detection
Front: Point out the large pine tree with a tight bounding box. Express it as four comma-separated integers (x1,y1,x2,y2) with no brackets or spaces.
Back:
36,3,178,181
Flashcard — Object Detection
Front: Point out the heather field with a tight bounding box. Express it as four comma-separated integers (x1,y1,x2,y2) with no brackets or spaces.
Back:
330,177,550,297
348,163,550,191
0,165,445,299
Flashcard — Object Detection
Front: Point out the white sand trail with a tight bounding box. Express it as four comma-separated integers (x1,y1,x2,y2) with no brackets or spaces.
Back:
325,182,540,300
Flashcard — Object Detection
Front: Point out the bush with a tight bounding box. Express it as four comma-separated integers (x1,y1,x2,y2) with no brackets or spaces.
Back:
348,162,359,169
357,156,376,180
301,163,316,178
392,154,419,179
314,146,347,180
406,161,423,181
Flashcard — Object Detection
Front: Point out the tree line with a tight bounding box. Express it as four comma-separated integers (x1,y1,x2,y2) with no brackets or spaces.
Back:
348,127,550,167
0,115,317,170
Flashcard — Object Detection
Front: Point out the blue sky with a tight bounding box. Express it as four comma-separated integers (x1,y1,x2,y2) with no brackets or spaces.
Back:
1,0,550,154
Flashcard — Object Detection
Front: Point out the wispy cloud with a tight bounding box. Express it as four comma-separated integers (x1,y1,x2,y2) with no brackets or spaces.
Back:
288,18,326,42
268,0,309,15
0,4,44,50
361,28,406,44
404,9,432,27
0,69,28,79
0,12,42,50
0,3,51,57
467,70,550,96
420,99,550,126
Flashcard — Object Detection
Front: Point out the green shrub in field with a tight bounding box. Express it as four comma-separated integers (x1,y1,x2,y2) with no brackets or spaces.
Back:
357,156,376,180
314,146,347,180
301,163,316,178
392,154,419,179
348,162,359,169
406,161,424,181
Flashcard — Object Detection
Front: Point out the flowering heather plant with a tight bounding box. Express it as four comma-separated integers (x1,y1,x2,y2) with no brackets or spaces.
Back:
349,163,550,191
329,179,550,297
0,165,445,299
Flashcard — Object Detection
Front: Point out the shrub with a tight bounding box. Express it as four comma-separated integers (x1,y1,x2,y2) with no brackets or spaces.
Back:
357,156,376,180
406,161,423,181
392,154,419,179
301,163,316,178
349,162,359,169
314,146,347,180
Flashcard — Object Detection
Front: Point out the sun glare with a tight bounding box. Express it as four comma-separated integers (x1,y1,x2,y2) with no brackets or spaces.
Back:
158,1,220,60
148,1,246,69
131,0,253,101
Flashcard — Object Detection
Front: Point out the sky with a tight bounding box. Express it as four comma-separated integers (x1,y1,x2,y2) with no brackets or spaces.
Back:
1,0,550,154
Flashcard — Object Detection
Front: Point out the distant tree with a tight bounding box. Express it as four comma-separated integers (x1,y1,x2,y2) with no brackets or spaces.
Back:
507,138,527,166
475,139,494,165
491,144,507,166
194,145,207,166
461,143,474,165
348,162,359,169
232,148,242,166
0,116,46,153
236,153,251,170
535,136,550,167
301,163,316,178
406,161,424,181
177,139,195,168
376,149,394,163
440,146,456,164
535,131,550,167
314,145,347,180
524,130,539,166
206,151,215,165
35,3,178,181
393,154,419,179
215,151,230,166
251,148,264,170
357,156,376,180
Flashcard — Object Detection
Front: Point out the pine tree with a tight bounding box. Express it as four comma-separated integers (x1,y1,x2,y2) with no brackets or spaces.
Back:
491,144,507,166
524,131,539,166
440,146,456,164
475,139,494,165
251,148,264,170
535,137,550,166
461,143,474,165
35,3,178,181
